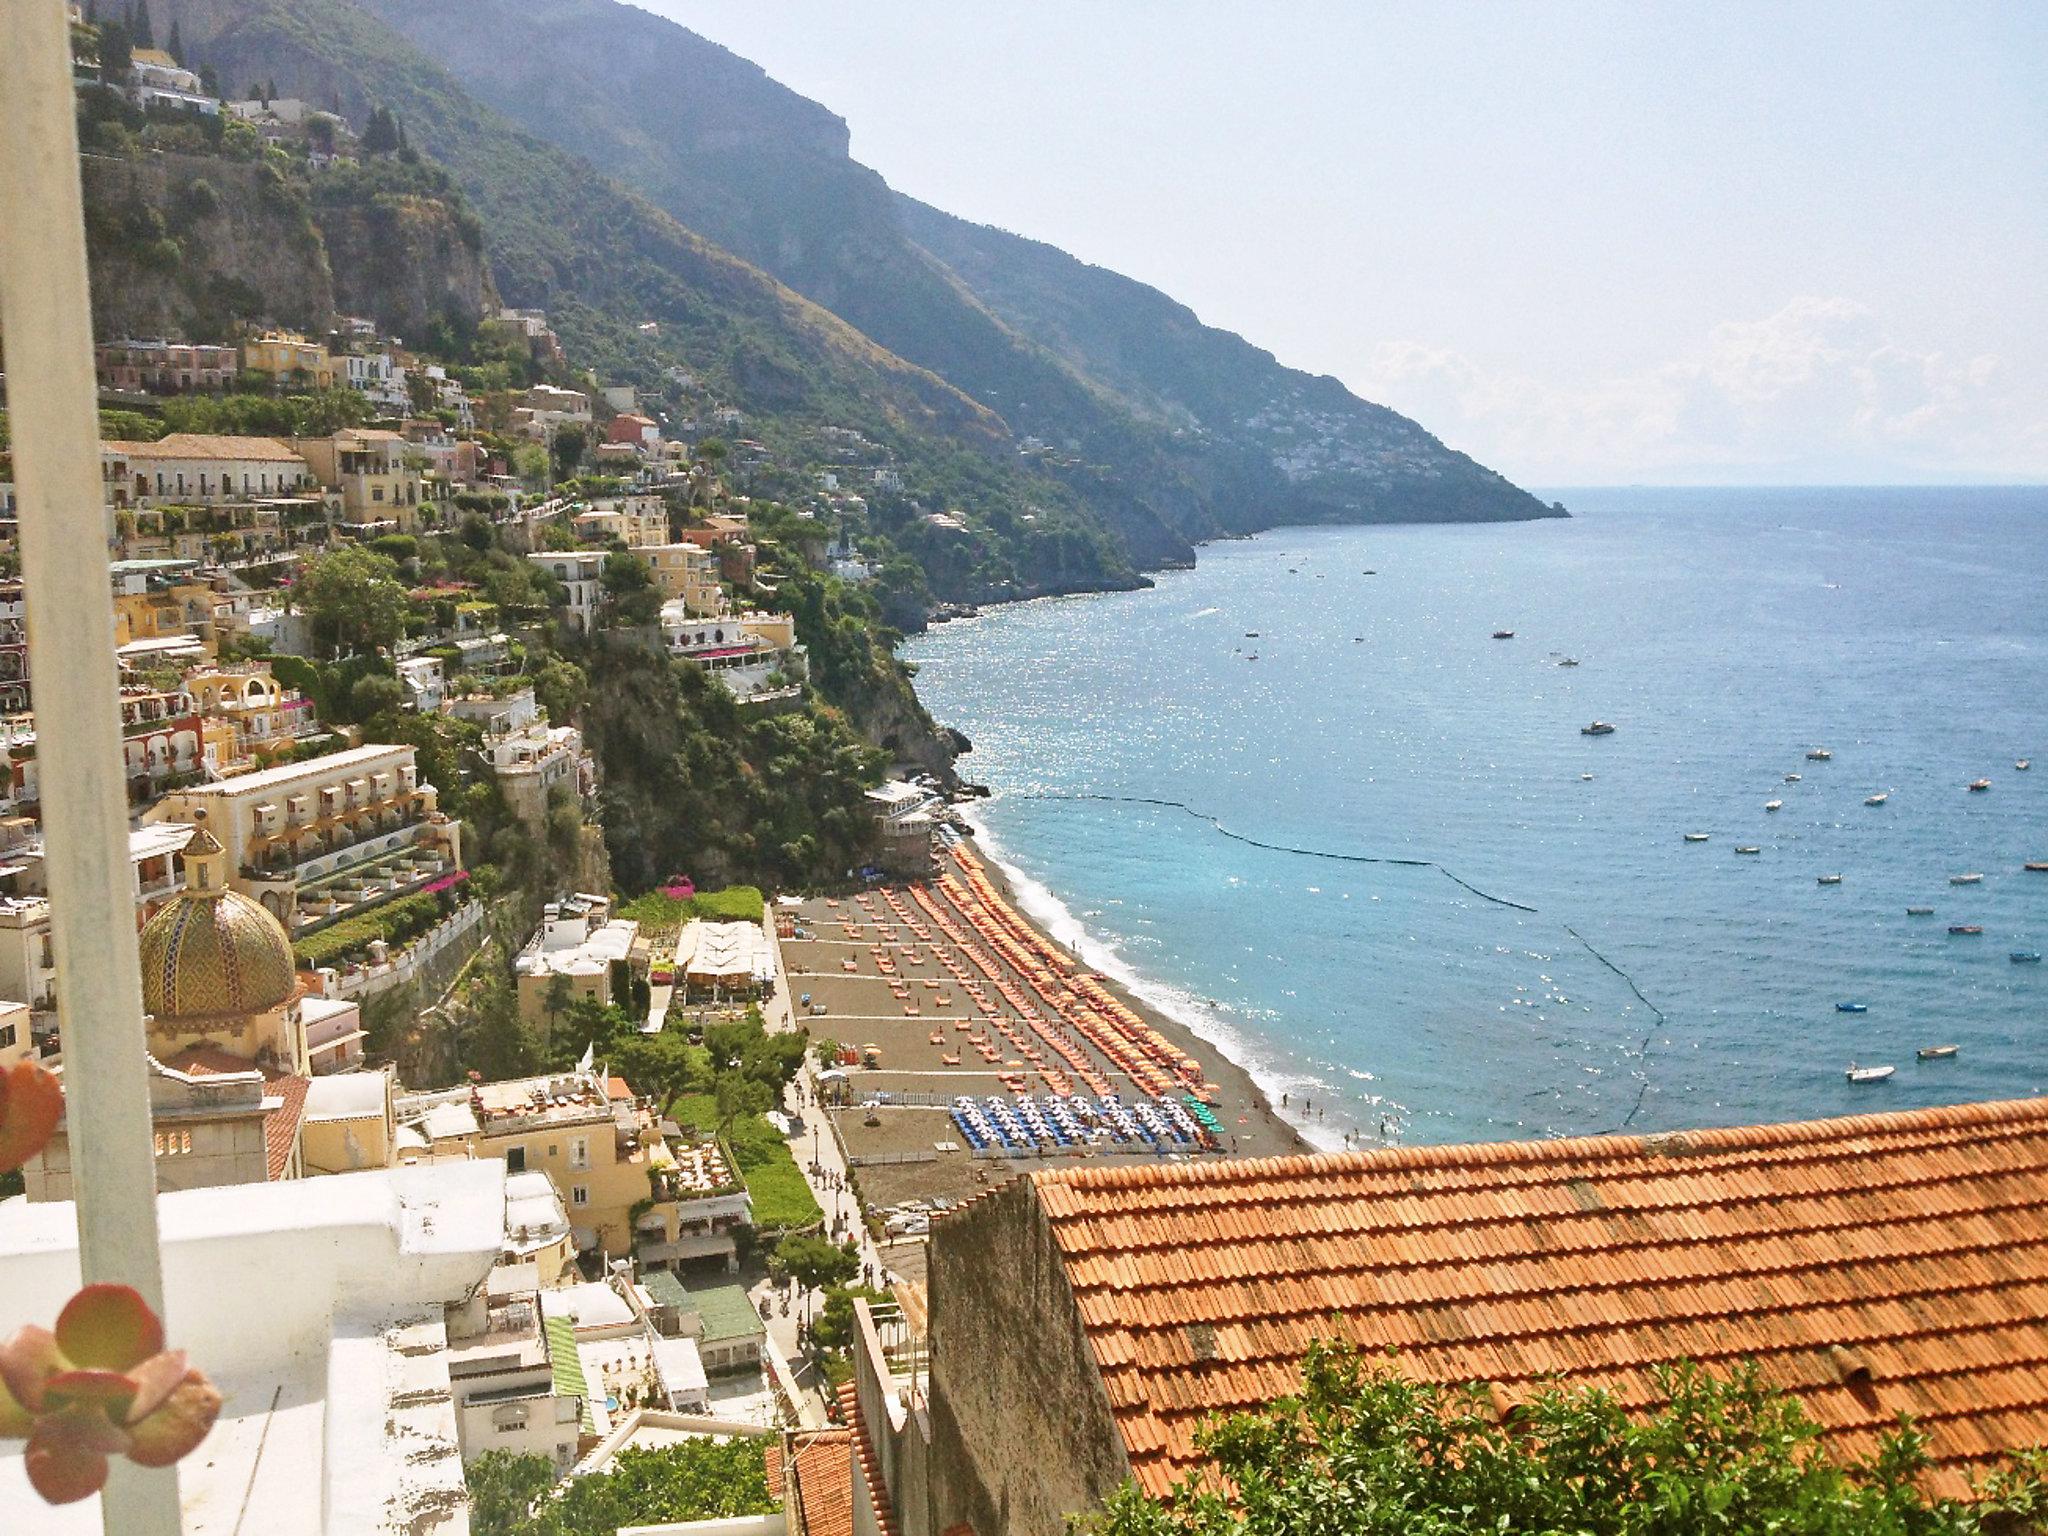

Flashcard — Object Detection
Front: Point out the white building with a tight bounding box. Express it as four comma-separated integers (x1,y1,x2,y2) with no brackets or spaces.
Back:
660,605,807,704
485,719,593,833
126,48,218,116
341,350,411,414
395,654,446,713
528,549,607,635
445,1260,585,1472
0,1160,517,1533
513,896,637,1023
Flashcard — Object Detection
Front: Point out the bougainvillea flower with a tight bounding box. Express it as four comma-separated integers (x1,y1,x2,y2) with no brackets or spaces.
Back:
0,1058,63,1172
0,1285,222,1505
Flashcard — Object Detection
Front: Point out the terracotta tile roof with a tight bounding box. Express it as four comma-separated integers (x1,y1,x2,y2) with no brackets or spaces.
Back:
105,433,305,462
838,1381,898,1536
263,1074,310,1180
1029,1098,2048,1501
780,1427,854,1536
160,1045,262,1077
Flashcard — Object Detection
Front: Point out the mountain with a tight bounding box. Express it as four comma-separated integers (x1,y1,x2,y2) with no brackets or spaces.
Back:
159,0,1150,603
335,0,1563,537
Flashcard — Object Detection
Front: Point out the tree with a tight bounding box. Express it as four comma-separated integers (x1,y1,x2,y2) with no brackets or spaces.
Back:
130,0,154,49
771,1235,857,1296
541,974,575,1039
599,552,661,627
1080,1345,2048,1536
164,17,181,62
551,425,587,479
613,1033,704,1122
347,672,405,725
468,1442,774,1536
294,546,412,658
97,18,131,82
361,105,400,155
712,1074,771,1140
531,656,587,726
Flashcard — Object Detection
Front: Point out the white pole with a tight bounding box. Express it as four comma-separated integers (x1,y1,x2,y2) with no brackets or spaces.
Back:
0,4,181,1532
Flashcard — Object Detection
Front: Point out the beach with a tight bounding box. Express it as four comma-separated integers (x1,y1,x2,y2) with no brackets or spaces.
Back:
783,836,1306,1207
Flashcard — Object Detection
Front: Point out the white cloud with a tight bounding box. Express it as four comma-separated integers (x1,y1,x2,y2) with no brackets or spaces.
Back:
1356,298,2048,484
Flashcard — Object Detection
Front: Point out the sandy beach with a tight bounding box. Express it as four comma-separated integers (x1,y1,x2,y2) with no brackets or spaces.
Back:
784,835,1306,1206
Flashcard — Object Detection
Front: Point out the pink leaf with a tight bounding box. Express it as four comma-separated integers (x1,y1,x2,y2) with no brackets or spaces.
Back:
123,1369,222,1469
0,1059,63,1173
0,1326,62,1415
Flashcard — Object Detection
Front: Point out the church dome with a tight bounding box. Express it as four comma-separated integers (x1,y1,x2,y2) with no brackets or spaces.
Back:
139,822,298,1022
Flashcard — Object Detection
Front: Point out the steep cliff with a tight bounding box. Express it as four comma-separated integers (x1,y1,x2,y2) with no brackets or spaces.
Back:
310,163,495,342
81,151,333,341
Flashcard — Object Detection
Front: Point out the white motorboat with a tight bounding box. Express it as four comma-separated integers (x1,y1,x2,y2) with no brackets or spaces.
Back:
1683,832,1710,843
1865,793,1888,806
1950,872,1983,885
1818,873,1843,885
1845,1064,1895,1083
1785,773,1802,783
1807,748,1832,761
1765,799,1783,812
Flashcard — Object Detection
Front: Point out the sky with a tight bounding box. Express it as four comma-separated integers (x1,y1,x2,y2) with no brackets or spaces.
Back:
651,1,2045,486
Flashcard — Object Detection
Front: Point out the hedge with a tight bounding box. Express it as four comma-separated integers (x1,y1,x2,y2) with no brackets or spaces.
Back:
293,890,448,970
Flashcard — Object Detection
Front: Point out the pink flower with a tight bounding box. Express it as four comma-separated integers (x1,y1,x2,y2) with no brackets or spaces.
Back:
0,1285,222,1504
0,1059,63,1173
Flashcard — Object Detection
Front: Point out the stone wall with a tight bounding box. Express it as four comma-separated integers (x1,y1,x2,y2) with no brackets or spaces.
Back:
922,1177,1132,1536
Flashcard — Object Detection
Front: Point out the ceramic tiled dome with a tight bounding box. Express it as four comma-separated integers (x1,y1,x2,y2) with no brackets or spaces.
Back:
139,822,297,1021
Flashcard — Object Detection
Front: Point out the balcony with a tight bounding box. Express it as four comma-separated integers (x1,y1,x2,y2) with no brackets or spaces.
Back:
245,818,432,888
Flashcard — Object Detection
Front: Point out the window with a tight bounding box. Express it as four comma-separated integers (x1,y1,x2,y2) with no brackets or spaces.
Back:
546,1143,557,1159
0,1023,14,1049
505,1146,526,1173
570,1185,589,1208
568,1136,589,1170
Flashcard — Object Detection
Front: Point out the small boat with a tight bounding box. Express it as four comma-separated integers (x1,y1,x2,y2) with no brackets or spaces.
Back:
1835,1001,1868,1013
1906,906,1934,916
1950,872,1983,885
1949,925,1983,935
2019,759,2032,771
1818,873,1843,885
1864,793,1888,806
2029,862,2048,873
1581,721,1616,736
1492,630,1515,640
1580,772,1595,781
1736,845,1761,855
1363,569,1377,575
1807,748,1832,761
1683,832,1710,843
1765,799,1783,812
1557,657,1580,667
1785,773,1802,783
1244,631,1259,638
1845,1064,1895,1083
1917,1045,1959,1060
2014,951,2043,965
1968,778,1991,792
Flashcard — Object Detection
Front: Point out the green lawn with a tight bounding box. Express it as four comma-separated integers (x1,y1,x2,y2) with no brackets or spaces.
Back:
669,1093,821,1232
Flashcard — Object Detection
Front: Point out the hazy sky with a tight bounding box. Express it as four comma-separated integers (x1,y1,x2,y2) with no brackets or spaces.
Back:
652,2,2045,486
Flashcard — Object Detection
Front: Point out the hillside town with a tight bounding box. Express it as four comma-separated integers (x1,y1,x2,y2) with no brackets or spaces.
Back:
0,6,2045,1536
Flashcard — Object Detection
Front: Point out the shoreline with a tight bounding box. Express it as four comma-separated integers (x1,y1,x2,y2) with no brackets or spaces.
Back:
953,804,1337,1156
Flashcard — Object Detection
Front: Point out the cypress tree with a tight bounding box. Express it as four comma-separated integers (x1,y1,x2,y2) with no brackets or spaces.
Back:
131,0,154,49
165,18,182,63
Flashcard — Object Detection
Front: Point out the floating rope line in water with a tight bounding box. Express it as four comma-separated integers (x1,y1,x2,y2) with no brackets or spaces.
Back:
1003,789,1671,1133
1008,791,1539,912
1563,923,1664,1130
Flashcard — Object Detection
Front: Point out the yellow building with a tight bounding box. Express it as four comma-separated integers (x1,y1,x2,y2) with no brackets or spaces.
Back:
291,427,429,530
109,557,217,649
641,542,723,615
398,1068,751,1262
243,330,336,390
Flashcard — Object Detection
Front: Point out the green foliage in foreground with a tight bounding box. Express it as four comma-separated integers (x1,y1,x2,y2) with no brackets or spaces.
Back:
467,1440,773,1536
1080,1345,2048,1536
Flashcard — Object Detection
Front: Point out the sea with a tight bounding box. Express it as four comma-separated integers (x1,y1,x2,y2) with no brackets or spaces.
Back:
900,486,2048,1149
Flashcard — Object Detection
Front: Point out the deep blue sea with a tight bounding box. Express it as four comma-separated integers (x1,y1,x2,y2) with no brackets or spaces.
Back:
901,487,2048,1148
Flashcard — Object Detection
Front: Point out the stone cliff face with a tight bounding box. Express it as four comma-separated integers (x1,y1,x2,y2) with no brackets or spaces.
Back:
313,194,493,341
82,152,334,341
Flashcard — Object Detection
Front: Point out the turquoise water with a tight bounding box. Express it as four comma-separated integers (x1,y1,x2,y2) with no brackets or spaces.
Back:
901,487,2048,1147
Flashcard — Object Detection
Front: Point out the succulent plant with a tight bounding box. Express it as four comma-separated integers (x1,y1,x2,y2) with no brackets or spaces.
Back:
0,1284,222,1504
0,1058,63,1173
